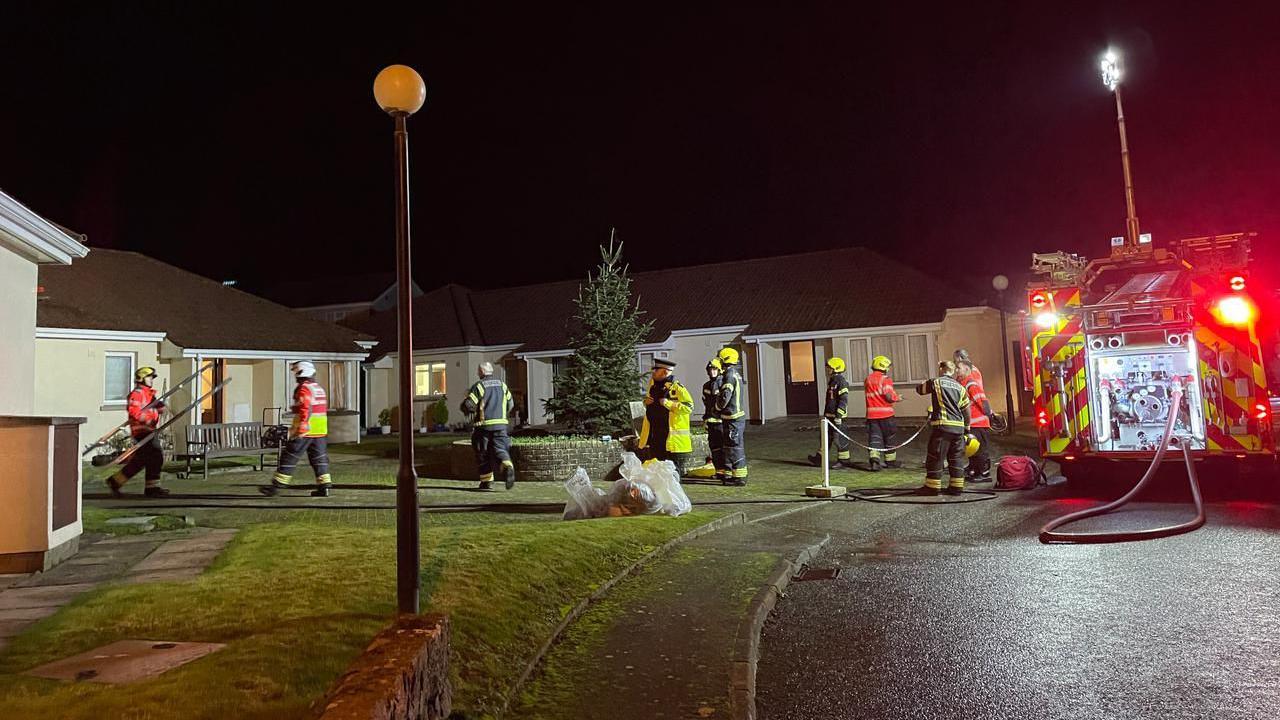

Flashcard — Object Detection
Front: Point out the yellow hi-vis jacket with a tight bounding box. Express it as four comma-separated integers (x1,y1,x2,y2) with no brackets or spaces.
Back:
638,377,695,453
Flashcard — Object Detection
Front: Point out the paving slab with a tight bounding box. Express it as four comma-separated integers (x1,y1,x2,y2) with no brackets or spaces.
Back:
0,584,97,610
0,605,61,624
0,574,30,591
24,639,226,683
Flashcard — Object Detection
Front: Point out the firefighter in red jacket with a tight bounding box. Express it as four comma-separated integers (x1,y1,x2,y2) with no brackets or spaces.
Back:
260,361,333,497
957,359,994,482
865,355,903,471
106,366,170,498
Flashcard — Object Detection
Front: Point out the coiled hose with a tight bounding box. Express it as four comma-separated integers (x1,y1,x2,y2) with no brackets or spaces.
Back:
1038,387,1206,544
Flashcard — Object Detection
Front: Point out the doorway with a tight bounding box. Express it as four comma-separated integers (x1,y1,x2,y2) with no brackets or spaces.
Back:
200,359,225,424
783,341,818,415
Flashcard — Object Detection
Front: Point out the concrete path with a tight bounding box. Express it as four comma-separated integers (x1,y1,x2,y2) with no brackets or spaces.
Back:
0,528,237,653
513,505,830,719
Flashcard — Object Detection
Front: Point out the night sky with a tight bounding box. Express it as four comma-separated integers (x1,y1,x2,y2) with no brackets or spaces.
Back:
3,2,1277,300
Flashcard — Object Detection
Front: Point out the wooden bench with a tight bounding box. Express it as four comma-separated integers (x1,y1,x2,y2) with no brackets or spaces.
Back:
177,422,275,478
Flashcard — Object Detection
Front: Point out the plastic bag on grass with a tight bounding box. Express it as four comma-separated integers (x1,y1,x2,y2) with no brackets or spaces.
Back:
618,452,693,517
563,467,608,520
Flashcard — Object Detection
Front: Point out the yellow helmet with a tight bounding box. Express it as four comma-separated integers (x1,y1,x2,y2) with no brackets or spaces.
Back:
135,366,157,382
707,358,722,371
871,355,892,372
717,347,740,365
964,434,981,458
826,357,846,373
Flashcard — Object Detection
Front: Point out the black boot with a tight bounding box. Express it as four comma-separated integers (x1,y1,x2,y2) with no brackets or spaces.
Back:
943,485,965,496
478,480,493,490
311,485,331,497
501,463,516,490
105,476,125,499
144,486,171,498
913,485,940,496
885,459,903,469
868,458,883,472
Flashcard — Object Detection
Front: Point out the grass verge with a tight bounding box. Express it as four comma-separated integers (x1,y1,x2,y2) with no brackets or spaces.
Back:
0,511,723,720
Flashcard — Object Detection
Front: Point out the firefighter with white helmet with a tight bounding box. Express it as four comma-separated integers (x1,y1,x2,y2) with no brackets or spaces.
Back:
865,354,903,470
914,360,972,496
260,361,333,497
106,366,170,498
809,357,853,468
715,347,749,485
462,361,516,490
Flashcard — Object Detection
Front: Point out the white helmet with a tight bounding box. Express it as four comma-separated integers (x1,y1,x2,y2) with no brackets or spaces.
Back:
292,361,316,378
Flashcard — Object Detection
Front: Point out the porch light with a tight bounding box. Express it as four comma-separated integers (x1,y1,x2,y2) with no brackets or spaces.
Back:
373,65,427,115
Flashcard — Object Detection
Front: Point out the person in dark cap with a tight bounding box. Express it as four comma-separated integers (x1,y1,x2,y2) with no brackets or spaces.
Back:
637,357,695,475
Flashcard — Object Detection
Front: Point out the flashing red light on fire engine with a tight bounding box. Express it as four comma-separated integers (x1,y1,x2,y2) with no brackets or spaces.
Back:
1257,403,1269,421
1030,291,1048,309
1037,409,1048,427
1216,295,1255,326
1230,275,1246,291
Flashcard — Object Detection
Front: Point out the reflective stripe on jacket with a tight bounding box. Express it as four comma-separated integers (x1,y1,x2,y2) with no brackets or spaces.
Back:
127,385,160,438
639,377,695,453
462,377,514,428
716,366,746,420
292,380,329,437
824,373,850,419
919,375,970,432
701,377,723,424
865,371,900,419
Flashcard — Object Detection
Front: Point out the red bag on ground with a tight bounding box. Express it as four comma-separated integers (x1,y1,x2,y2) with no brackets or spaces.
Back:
996,456,1043,490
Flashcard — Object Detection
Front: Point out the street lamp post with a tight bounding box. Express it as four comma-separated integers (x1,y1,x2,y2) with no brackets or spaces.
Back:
374,64,427,615
992,274,1016,434
1101,51,1141,249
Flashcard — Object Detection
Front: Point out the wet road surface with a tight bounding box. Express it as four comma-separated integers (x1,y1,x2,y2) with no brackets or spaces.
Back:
756,480,1280,719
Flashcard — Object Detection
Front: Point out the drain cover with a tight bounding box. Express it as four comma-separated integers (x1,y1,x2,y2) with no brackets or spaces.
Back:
25,639,225,684
792,565,842,582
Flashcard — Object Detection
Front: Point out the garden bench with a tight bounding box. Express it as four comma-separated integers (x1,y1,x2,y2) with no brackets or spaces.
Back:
177,422,275,478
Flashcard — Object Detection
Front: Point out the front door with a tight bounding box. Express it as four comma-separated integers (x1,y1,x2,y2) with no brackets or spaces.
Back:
200,359,225,424
783,341,819,415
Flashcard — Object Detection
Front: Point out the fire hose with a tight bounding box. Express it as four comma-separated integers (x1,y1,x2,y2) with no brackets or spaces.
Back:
1038,386,1206,544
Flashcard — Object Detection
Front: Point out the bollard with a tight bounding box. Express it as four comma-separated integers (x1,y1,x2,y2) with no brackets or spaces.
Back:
806,418,846,498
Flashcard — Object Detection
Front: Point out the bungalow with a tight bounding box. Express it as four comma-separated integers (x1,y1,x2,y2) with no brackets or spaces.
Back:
34,248,373,449
343,247,1026,429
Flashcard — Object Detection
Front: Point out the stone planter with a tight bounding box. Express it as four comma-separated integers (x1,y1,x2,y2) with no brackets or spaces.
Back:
444,433,712,483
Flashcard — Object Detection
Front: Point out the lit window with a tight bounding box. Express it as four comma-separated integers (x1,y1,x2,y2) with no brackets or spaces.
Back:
104,352,136,403
415,362,447,397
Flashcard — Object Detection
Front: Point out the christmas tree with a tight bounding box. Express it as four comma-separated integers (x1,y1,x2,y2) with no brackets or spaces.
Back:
543,235,653,435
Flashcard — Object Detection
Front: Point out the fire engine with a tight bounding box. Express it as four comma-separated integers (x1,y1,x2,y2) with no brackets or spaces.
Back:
1023,233,1274,473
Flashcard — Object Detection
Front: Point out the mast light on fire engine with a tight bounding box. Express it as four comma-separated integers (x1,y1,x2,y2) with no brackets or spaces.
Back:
1034,312,1059,329
1216,296,1254,326
1101,51,1121,92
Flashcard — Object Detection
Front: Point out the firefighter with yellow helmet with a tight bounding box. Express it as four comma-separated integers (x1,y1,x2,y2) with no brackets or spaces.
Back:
638,358,695,475
809,357,852,468
106,366,170,498
864,354,903,470
715,347,749,485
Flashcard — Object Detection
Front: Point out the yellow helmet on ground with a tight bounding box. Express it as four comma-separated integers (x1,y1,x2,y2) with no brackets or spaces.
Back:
964,434,981,458
717,347,740,365
135,366,157,382
871,355,892,372
826,357,846,373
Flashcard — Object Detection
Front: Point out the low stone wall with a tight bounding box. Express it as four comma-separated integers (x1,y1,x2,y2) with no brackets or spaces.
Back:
446,433,713,483
317,614,451,720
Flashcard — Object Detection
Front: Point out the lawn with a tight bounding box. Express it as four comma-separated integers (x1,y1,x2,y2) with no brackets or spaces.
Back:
0,511,722,719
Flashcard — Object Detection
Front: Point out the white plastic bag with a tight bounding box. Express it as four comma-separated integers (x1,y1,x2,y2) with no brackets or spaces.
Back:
562,467,608,520
617,452,693,517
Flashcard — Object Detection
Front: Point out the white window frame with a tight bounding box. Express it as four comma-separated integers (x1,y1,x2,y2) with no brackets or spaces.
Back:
905,333,932,383
414,361,447,399
103,351,137,406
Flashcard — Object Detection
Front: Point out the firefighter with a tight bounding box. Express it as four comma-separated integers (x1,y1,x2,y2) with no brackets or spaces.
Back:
638,358,695,476
461,362,516,490
954,348,982,385
701,358,727,479
957,359,994,482
914,360,972,495
106,366,170,498
260,362,332,497
865,355,903,471
809,357,852,468
716,347,749,485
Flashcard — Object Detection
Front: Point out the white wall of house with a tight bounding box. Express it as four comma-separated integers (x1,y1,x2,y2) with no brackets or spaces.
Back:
525,357,556,426
937,307,1023,417
33,337,169,447
0,244,37,415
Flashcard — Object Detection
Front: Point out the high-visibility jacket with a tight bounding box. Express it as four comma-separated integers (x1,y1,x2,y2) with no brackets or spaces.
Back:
462,376,514,428
918,375,970,433
291,379,328,437
864,370,900,419
639,377,694,453
126,384,162,438
824,373,850,420
963,372,992,429
716,366,746,420
701,376,723,424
